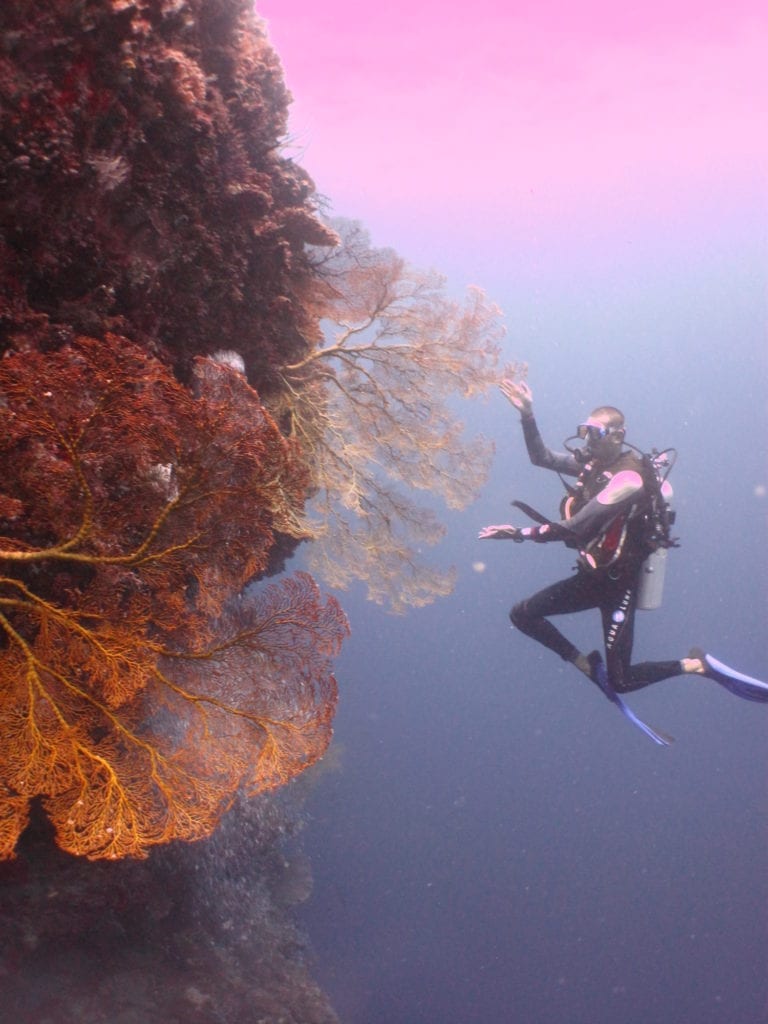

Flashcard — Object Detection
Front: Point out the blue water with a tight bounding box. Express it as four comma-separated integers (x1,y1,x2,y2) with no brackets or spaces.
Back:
298,224,768,1023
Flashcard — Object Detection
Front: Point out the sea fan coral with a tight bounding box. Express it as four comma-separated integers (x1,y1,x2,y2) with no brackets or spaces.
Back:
0,336,348,859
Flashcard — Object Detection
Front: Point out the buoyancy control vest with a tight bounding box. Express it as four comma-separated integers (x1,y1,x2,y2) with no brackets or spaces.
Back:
561,449,678,577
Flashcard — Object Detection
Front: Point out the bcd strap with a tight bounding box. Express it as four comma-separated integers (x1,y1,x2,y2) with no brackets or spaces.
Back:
511,499,552,526
510,500,578,545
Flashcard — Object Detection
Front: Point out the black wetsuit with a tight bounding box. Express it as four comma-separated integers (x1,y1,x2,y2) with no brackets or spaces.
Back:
509,414,683,693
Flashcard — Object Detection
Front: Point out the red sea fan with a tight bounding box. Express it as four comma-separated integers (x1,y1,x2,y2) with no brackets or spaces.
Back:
0,336,348,859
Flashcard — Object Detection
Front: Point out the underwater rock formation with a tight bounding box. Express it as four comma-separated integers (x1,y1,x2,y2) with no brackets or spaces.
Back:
0,793,339,1023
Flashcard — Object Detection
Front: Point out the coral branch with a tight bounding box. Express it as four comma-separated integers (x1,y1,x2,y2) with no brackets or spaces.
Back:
276,218,506,611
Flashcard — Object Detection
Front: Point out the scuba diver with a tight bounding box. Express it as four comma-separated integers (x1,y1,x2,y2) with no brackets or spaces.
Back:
479,378,768,745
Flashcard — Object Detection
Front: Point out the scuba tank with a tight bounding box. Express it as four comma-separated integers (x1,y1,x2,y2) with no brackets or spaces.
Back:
637,547,667,610
635,448,678,610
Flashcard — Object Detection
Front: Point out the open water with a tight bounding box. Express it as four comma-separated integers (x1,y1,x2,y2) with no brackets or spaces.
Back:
298,231,768,1023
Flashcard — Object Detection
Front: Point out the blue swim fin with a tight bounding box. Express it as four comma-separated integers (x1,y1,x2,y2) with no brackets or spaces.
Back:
691,648,768,703
588,652,674,747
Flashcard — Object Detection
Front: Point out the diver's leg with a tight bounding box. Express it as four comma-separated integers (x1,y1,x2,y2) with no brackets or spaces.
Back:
598,576,638,693
510,572,602,664
625,659,694,691
600,576,705,692
624,655,768,699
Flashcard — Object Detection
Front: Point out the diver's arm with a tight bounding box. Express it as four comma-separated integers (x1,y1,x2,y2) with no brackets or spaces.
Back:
514,470,644,544
480,502,617,545
520,414,580,476
500,378,579,476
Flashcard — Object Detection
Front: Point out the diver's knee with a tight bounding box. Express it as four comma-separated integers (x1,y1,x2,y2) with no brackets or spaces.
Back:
509,601,528,629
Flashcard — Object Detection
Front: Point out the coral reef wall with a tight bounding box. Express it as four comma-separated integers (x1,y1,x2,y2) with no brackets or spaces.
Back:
0,2,342,1020
0,793,339,1024
0,0,333,389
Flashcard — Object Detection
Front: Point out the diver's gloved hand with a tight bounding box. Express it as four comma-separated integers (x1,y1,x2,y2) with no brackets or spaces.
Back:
478,524,552,542
478,524,524,541
500,378,533,417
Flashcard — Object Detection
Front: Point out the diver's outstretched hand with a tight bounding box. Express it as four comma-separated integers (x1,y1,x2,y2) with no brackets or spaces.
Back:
500,378,533,417
478,524,521,540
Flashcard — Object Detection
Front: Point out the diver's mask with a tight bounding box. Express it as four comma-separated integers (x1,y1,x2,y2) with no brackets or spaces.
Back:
564,423,621,465
576,422,614,442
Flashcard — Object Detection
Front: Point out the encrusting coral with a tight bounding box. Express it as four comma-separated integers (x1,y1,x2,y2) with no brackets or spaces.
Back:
0,0,336,389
